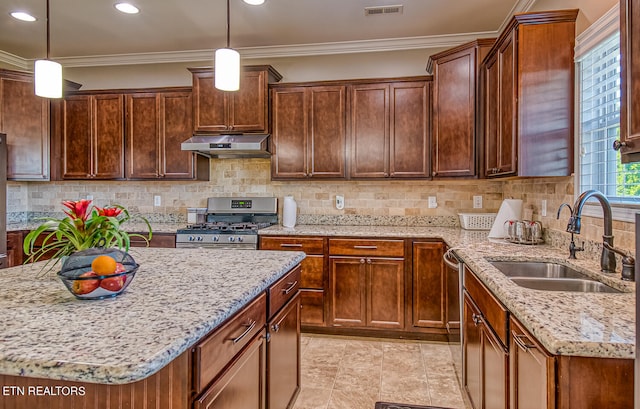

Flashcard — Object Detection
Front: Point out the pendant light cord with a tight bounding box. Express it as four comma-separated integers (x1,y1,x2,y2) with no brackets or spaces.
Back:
225,0,231,48
46,0,51,59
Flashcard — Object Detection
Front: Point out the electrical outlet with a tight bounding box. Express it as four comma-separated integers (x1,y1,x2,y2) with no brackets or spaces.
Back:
541,200,547,217
86,195,93,201
154,195,161,207
336,195,344,210
428,196,437,208
473,195,483,209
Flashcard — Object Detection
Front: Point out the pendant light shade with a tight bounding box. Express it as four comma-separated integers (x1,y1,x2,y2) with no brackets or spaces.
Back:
34,59,62,98
34,0,62,98
214,0,240,91
215,48,240,91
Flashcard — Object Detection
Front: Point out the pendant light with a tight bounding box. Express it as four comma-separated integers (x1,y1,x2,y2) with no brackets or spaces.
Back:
215,0,240,91
34,0,62,98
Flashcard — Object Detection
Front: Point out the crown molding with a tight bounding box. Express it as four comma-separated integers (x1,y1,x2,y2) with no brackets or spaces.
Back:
574,3,619,61
0,50,29,70
0,31,498,68
497,0,537,33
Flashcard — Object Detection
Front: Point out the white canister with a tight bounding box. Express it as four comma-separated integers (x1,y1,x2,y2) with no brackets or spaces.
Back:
283,196,297,228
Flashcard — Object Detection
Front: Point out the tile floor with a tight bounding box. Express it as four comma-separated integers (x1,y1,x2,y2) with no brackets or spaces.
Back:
293,334,469,409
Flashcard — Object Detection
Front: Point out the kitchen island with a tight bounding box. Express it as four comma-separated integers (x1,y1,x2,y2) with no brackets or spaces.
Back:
0,247,305,408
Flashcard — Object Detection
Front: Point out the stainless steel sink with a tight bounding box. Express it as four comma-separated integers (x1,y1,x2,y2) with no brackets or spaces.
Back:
510,277,622,293
488,261,622,293
489,261,586,279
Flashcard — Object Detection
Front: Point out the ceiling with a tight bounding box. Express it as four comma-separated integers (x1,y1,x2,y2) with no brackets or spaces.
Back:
0,0,533,68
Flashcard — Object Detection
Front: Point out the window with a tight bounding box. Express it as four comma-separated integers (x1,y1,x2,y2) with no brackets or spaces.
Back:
575,4,640,222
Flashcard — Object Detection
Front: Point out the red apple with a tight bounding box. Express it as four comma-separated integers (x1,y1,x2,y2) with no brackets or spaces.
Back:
72,271,100,295
115,262,126,273
100,274,126,292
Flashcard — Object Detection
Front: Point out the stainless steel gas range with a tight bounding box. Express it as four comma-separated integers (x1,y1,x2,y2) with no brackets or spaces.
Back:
176,197,278,249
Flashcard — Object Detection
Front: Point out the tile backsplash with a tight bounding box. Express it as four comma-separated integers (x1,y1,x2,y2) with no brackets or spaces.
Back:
8,160,635,257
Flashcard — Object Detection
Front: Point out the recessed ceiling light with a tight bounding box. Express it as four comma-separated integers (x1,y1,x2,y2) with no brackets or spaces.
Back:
243,0,265,5
114,3,140,14
10,11,37,22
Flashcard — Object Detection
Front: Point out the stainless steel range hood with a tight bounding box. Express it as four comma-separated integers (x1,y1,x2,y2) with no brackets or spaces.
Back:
181,134,270,158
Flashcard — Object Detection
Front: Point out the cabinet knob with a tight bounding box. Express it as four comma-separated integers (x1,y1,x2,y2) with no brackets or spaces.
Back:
384,172,389,177
366,258,372,264
360,258,365,264
432,171,437,177
613,140,628,151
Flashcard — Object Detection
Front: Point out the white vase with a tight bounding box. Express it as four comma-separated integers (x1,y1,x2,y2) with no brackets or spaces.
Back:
283,196,297,228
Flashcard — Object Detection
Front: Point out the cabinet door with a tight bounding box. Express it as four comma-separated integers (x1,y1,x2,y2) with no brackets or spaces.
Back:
160,91,195,179
510,317,555,409
350,83,389,178
92,94,125,179
620,0,640,161
367,257,405,329
496,32,517,177
411,242,446,329
300,290,325,327
6,231,24,267
194,332,266,409
267,294,301,409
192,71,227,133
463,293,482,409
329,257,366,327
126,93,159,179
229,70,268,132
432,48,477,178
308,85,347,178
271,87,308,179
0,73,50,180
62,95,93,179
482,322,508,409
389,81,430,178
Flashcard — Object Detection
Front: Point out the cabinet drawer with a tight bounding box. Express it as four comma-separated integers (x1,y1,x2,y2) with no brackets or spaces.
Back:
268,265,302,320
464,266,508,346
328,239,405,257
194,292,266,394
301,256,324,289
300,289,325,326
260,236,324,254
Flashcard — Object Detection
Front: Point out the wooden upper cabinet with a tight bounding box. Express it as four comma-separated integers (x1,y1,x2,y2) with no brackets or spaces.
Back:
126,90,207,180
350,78,431,179
190,65,282,134
482,10,578,178
620,0,640,162
0,70,50,181
271,84,346,179
428,39,494,178
62,94,125,180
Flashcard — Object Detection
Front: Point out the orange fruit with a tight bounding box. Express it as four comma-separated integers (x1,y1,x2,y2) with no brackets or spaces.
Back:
91,255,117,275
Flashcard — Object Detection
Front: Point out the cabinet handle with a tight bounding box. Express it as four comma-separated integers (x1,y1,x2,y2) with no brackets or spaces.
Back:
432,171,437,176
360,258,366,264
354,245,377,250
384,172,389,177
280,243,303,248
230,320,256,344
366,258,372,264
471,313,482,326
512,332,537,352
281,280,298,295
271,313,288,333
613,140,628,151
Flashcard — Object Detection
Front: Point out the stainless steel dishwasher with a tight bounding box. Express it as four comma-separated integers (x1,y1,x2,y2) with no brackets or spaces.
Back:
443,247,464,386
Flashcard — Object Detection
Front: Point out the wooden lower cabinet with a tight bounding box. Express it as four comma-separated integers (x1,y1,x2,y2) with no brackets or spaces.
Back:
6,230,25,267
267,294,301,409
510,316,555,409
194,332,267,409
411,241,446,330
462,292,508,409
329,256,404,330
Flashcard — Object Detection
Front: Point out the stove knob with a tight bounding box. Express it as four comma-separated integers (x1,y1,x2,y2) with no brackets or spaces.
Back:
212,236,219,242
228,237,235,242
188,236,195,242
237,237,244,243
197,236,203,242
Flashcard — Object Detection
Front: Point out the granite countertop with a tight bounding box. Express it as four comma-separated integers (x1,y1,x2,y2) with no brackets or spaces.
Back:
0,247,305,384
260,224,636,360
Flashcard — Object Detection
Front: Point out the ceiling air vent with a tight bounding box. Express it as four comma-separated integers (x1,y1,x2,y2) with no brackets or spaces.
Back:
364,5,403,16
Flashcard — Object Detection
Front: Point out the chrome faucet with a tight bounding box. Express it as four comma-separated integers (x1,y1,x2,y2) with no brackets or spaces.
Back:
566,190,617,274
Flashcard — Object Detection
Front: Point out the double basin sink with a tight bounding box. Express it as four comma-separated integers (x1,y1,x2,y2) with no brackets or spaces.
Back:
489,261,622,293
